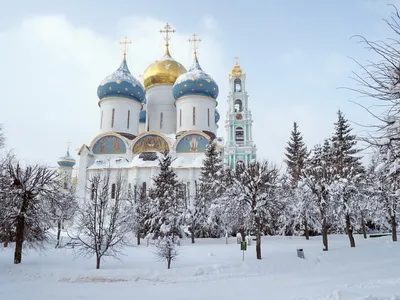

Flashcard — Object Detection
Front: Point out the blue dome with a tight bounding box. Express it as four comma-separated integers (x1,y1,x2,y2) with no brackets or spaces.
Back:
139,110,146,123
97,57,145,103
215,109,220,123
57,150,76,168
172,55,219,100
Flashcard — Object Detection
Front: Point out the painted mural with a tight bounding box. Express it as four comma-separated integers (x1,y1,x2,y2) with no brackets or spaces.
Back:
176,133,209,153
132,134,169,153
92,135,126,154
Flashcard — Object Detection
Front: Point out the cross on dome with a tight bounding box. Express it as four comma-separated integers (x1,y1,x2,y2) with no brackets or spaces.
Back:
119,36,132,61
66,140,72,151
189,33,201,59
160,23,175,56
234,56,239,65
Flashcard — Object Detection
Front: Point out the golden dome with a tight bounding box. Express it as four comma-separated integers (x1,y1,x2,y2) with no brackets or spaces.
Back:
230,57,245,78
143,46,187,90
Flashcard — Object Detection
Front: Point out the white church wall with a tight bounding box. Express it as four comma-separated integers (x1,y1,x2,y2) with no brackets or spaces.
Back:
175,96,217,134
99,97,142,136
146,85,176,134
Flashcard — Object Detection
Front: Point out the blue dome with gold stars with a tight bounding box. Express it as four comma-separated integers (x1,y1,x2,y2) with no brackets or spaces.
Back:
97,56,145,103
172,55,218,100
215,109,220,123
57,150,76,168
139,110,146,123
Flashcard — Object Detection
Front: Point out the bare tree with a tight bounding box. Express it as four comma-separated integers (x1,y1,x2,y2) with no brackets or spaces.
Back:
0,160,59,264
72,170,131,269
48,184,78,248
154,237,178,269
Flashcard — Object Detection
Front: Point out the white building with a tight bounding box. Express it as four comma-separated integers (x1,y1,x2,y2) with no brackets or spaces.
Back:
63,25,256,203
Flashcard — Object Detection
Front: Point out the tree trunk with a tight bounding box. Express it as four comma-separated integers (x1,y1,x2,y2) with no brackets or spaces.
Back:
391,215,397,242
14,196,29,264
191,229,195,244
345,214,355,247
255,216,262,260
239,228,245,242
167,256,171,269
304,217,310,240
96,255,101,269
56,220,61,248
361,212,367,239
322,217,328,251
14,214,25,264
137,228,141,246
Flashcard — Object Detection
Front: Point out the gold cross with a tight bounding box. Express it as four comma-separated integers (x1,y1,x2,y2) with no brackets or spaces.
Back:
234,56,239,65
189,33,201,54
119,36,132,59
160,23,175,46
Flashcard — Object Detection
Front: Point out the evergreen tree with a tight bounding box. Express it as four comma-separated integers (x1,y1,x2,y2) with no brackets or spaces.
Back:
147,152,184,241
195,140,224,238
284,122,310,238
330,110,364,247
284,122,308,185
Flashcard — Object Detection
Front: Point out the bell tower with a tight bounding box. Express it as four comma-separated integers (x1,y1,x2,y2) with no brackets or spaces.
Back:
224,57,256,169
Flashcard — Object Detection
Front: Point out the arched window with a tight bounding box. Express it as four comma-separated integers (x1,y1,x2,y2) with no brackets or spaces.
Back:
235,126,244,144
141,182,147,199
111,183,116,199
234,78,241,92
234,99,243,112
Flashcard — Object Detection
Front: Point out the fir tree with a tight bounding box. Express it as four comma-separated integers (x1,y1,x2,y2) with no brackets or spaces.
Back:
147,152,184,241
330,110,364,247
285,122,308,185
195,140,224,238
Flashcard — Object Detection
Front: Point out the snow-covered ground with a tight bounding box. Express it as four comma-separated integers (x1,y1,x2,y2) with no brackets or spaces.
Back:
1,234,400,300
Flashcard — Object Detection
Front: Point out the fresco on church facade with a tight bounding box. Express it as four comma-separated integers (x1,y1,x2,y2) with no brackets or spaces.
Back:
132,134,169,153
92,135,126,154
176,133,209,153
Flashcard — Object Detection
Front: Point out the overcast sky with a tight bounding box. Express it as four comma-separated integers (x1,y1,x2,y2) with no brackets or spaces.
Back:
1,0,399,169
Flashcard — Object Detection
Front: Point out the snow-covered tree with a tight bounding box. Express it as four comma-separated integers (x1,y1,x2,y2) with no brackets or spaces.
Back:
194,140,225,238
302,141,333,251
129,184,150,245
154,236,179,269
0,160,59,264
285,122,308,185
72,170,131,269
0,124,5,150
48,184,78,248
222,160,279,259
147,152,184,241
330,110,365,247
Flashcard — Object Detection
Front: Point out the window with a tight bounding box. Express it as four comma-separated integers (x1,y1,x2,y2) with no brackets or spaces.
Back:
234,99,243,112
91,183,95,200
111,109,115,128
193,107,196,125
141,182,147,199
64,181,68,189
180,109,182,127
234,78,242,92
111,183,116,199
100,111,103,129
127,110,130,129
208,108,210,127
235,126,244,144
160,112,163,129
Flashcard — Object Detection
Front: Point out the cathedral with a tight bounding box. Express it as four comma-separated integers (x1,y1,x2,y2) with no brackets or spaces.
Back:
57,24,256,202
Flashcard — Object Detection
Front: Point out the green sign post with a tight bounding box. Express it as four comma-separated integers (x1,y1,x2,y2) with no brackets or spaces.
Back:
241,241,247,261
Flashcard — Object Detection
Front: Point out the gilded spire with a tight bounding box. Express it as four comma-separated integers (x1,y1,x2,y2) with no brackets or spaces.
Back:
119,36,132,61
160,23,175,57
188,33,201,61
231,56,244,78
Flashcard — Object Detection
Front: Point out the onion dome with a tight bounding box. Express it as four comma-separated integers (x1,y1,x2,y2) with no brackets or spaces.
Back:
143,45,187,90
139,110,146,123
57,150,76,168
97,56,145,103
172,53,219,100
215,109,220,123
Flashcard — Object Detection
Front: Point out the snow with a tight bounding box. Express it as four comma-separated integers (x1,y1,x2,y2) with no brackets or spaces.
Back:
1,234,400,300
